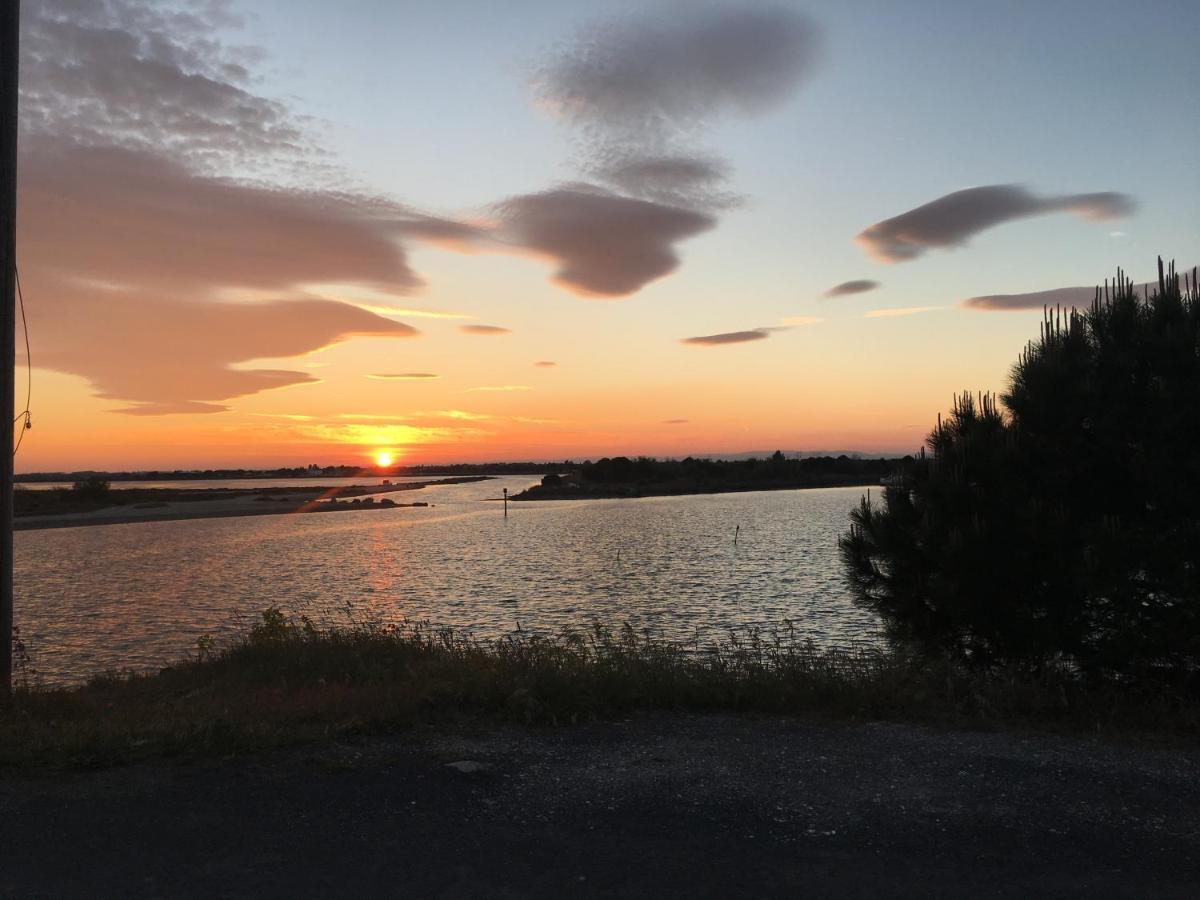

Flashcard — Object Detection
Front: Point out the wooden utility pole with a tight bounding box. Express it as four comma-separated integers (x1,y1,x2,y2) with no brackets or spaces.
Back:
0,0,19,696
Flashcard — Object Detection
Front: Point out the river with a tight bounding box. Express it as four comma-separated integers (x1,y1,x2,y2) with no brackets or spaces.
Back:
14,477,883,685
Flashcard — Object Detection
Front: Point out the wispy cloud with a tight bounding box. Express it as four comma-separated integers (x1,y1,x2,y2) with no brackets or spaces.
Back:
781,316,823,327
367,373,440,380
355,305,474,320
434,409,493,420
114,401,231,416
334,409,497,422
593,154,738,210
459,324,512,335
663,418,690,425
299,423,487,446
534,360,557,368
681,329,771,345
824,279,879,297
857,185,1136,263
464,385,533,393
862,306,942,319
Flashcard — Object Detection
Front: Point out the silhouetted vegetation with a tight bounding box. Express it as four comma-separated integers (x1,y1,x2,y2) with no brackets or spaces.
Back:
514,452,902,500
14,478,484,521
3,609,1196,769
70,476,110,500
841,260,1200,674
15,462,567,484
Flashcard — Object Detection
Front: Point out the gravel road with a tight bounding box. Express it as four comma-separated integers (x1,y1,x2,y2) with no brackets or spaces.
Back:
1,713,1196,897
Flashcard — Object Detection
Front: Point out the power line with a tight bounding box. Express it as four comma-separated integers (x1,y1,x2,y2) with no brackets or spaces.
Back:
13,265,30,456
2,0,20,697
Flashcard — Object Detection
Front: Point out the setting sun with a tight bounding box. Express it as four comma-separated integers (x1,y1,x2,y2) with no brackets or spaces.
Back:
373,450,395,468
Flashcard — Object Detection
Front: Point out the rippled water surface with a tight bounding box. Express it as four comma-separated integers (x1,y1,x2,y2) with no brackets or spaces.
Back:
15,477,882,684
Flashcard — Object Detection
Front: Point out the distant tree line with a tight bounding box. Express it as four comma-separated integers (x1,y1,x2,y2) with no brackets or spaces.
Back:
15,462,572,483
841,260,1200,675
517,452,902,499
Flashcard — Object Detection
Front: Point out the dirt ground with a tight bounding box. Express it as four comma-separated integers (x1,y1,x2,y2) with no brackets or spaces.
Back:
1,713,1196,898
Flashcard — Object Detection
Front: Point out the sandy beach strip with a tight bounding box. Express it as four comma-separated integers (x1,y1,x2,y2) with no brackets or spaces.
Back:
14,478,486,531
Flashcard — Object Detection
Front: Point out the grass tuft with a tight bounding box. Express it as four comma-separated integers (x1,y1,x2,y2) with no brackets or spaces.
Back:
2,609,1198,769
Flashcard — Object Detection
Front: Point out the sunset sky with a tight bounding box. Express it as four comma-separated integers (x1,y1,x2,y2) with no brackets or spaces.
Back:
14,0,1200,471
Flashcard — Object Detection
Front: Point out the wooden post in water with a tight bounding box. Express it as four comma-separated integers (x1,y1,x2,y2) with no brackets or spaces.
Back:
0,0,20,697
503,487,508,518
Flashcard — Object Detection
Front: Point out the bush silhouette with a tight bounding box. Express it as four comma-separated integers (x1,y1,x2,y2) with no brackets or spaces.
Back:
71,476,111,501
841,260,1200,671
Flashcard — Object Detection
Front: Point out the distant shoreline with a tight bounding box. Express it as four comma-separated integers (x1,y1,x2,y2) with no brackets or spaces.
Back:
14,465,563,484
15,476,490,531
511,476,884,502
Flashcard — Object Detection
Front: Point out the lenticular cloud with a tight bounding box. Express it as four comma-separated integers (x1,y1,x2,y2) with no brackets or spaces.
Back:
857,185,1136,263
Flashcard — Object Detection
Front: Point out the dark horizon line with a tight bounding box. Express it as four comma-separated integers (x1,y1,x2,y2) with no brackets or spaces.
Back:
14,447,917,480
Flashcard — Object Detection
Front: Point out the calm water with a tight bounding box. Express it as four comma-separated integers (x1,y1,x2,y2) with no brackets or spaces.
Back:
14,477,882,685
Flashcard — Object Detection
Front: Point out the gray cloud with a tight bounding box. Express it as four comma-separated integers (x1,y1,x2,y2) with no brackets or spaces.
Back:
533,6,819,213
592,153,736,210
534,6,820,144
825,279,880,297
857,185,1136,263
20,0,306,175
961,269,1194,311
534,360,557,367
460,324,512,335
681,329,771,346
395,217,490,248
663,418,689,424
962,286,1100,312
497,186,715,296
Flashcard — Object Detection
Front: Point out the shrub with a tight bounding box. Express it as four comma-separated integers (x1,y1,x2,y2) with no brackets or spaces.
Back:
841,260,1200,672
71,476,111,501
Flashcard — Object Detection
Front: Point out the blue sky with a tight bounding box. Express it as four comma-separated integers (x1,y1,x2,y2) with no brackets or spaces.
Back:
239,0,1198,297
